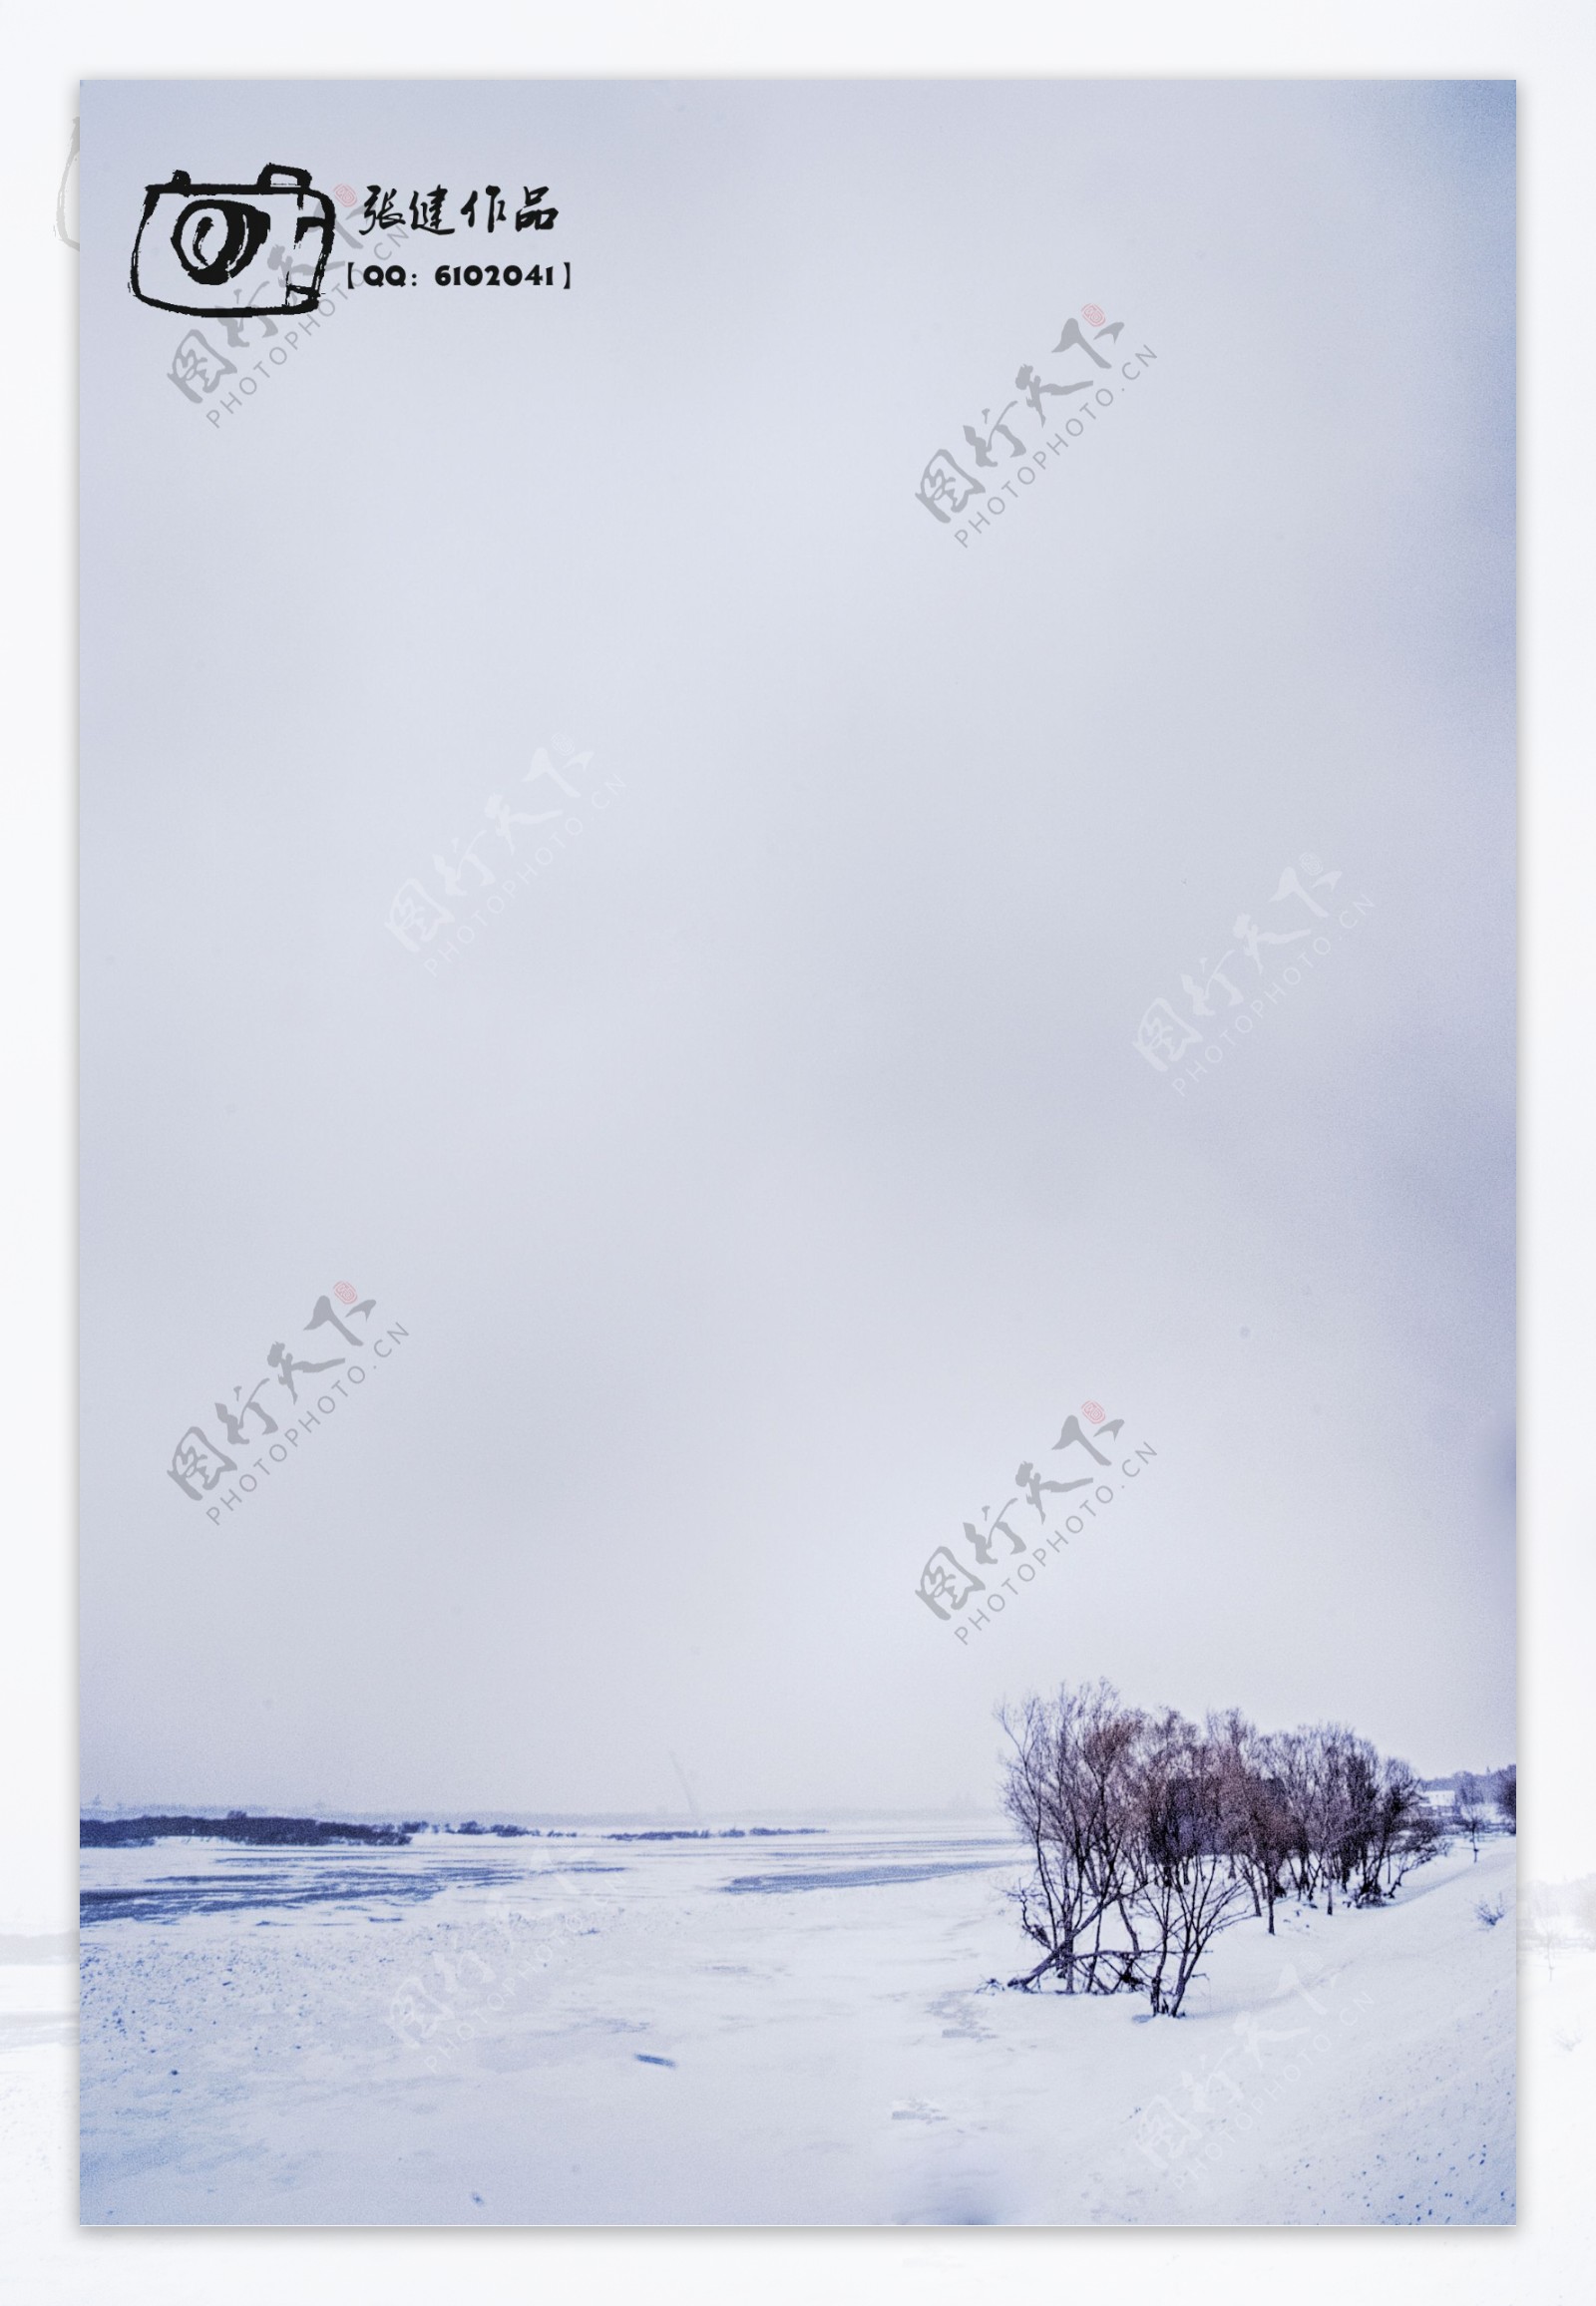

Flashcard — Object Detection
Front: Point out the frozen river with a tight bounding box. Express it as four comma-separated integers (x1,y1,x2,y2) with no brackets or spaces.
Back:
79,1821,1515,2225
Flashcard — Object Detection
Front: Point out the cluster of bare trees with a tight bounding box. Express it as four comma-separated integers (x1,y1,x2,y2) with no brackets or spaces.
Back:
998,1681,1452,2017
1452,1765,1516,1858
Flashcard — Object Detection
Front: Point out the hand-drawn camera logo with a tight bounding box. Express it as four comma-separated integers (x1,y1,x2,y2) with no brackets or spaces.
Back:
131,164,334,318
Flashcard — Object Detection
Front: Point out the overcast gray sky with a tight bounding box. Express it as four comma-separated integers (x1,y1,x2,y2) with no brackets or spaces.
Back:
80,79,1514,1816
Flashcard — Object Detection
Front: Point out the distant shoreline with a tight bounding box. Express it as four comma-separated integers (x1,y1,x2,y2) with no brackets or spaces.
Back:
80,1814,831,1849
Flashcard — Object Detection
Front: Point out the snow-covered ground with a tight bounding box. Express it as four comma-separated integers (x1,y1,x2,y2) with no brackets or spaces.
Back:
63,1821,1515,2227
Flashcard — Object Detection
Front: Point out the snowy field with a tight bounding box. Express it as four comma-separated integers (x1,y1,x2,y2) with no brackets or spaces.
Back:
69,1820,1515,2226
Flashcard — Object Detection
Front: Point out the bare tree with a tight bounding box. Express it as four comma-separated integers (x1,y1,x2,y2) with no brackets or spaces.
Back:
1270,1729,1322,1907
1211,1712,1293,1935
1454,1774,1490,1862
1353,1757,1447,1901
999,1686,1250,2014
998,1682,1146,1992
998,1691,1097,1991
1520,1888,1561,1980
1000,1683,1454,2010
1572,1876,1596,1946
1133,1711,1252,2015
1492,1764,1517,1834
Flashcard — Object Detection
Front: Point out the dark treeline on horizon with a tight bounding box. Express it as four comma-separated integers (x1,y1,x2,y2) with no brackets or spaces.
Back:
80,1814,413,1849
80,1815,831,1849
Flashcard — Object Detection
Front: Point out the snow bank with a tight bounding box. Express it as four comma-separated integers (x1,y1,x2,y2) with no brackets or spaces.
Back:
77,1822,1514,2224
